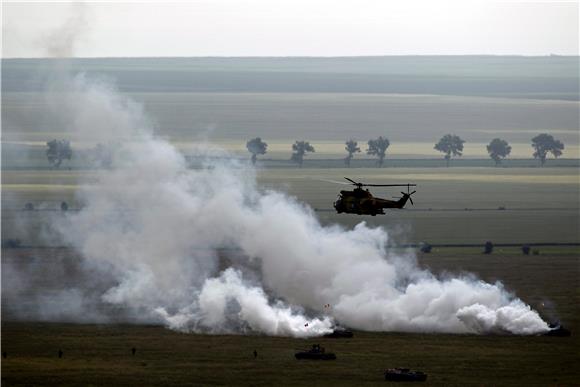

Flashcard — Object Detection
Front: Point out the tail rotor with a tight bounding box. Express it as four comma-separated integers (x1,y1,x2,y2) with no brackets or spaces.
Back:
401,191,417,205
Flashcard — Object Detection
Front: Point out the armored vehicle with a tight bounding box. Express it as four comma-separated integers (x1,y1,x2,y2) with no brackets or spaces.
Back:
544,323,571,337
384,368,427,382
323,328,354,338
295,344,336,360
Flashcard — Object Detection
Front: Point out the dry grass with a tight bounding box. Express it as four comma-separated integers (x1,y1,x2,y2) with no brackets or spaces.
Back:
2,251,579,386
2,167,579,245
3,323,578,386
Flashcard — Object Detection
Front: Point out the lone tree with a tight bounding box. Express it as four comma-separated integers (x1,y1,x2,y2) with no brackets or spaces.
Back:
531,133,564,166
366,136,390,167
46,139,72,168
291,141,315,168
344,139,361,167
246,137,268,165
486,138,512,166
434,134,465,167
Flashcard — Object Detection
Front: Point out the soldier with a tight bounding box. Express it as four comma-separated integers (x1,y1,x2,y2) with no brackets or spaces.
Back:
253,350,257,359
58,349,63,358
132,347,137,356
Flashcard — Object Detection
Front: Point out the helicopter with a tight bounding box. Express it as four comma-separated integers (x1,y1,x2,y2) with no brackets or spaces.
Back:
332,178,417,216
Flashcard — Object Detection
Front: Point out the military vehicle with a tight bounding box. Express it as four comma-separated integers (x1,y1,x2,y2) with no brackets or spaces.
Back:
323,327,354,338
294,344,336,360
332,178,417,215
544,323,571,337
384,368,427,382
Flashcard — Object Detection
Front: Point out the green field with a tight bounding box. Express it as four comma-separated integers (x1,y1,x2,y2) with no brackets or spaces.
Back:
2,323,578,386
2,251,578,386
3,57,580,151
3,56,579,100
3,92,579,148
2,56,579,385
3,167,578,245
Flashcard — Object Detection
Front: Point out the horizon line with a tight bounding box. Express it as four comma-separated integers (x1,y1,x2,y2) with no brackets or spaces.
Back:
3,54,579,60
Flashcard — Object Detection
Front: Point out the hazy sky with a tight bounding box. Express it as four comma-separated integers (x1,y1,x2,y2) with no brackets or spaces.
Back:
2,1,578,58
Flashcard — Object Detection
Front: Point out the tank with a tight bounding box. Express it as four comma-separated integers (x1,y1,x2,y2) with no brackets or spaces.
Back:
294,344,336,360
384,368,427,382
323,328,354,338
544,323,571,337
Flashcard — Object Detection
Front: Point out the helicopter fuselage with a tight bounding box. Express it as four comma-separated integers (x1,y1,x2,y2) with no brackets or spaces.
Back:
333,188,411,215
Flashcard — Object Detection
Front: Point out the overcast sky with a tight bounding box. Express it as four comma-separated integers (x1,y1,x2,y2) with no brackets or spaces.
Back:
2,1,578,58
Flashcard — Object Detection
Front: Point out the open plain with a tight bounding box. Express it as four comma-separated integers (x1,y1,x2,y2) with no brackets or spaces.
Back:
2,250,578,386
2,56,579,386
3,166,579,245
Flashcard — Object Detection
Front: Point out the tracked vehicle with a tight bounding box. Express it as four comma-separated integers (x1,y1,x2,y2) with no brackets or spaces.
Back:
294,344,336,360
384,368,427,382
323,327,354,338
544,323,571,337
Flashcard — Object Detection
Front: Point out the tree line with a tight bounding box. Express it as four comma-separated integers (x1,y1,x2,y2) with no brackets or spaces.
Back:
44,133,565,169
246,133,565,167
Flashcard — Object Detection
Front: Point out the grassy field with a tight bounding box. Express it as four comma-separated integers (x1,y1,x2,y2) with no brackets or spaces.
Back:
1,56,580,386
2,323,578,386
3,92,579,147
259,167,580,244
2,56,578,385
2,251,578,386
2,167,579,245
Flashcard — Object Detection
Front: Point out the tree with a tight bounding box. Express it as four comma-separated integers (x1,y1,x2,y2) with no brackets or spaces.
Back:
366,136,390,167
46,139,72,168
531,133,564,166
344,139,361,167
290,141,315,168
434,134,465,167
486,138,512,166
246,137,268,165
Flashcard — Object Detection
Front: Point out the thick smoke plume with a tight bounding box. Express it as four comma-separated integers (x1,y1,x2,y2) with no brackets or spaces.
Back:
32,72,550,337
0,0,554,337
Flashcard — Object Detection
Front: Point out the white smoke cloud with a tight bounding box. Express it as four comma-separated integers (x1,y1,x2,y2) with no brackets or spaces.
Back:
155,268,333,337
34,71,549,337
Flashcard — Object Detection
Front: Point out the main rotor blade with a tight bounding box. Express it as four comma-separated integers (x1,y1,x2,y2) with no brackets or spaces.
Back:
344,178,417,187
363,184,417,187
317,178,350,185
409,197,414,205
